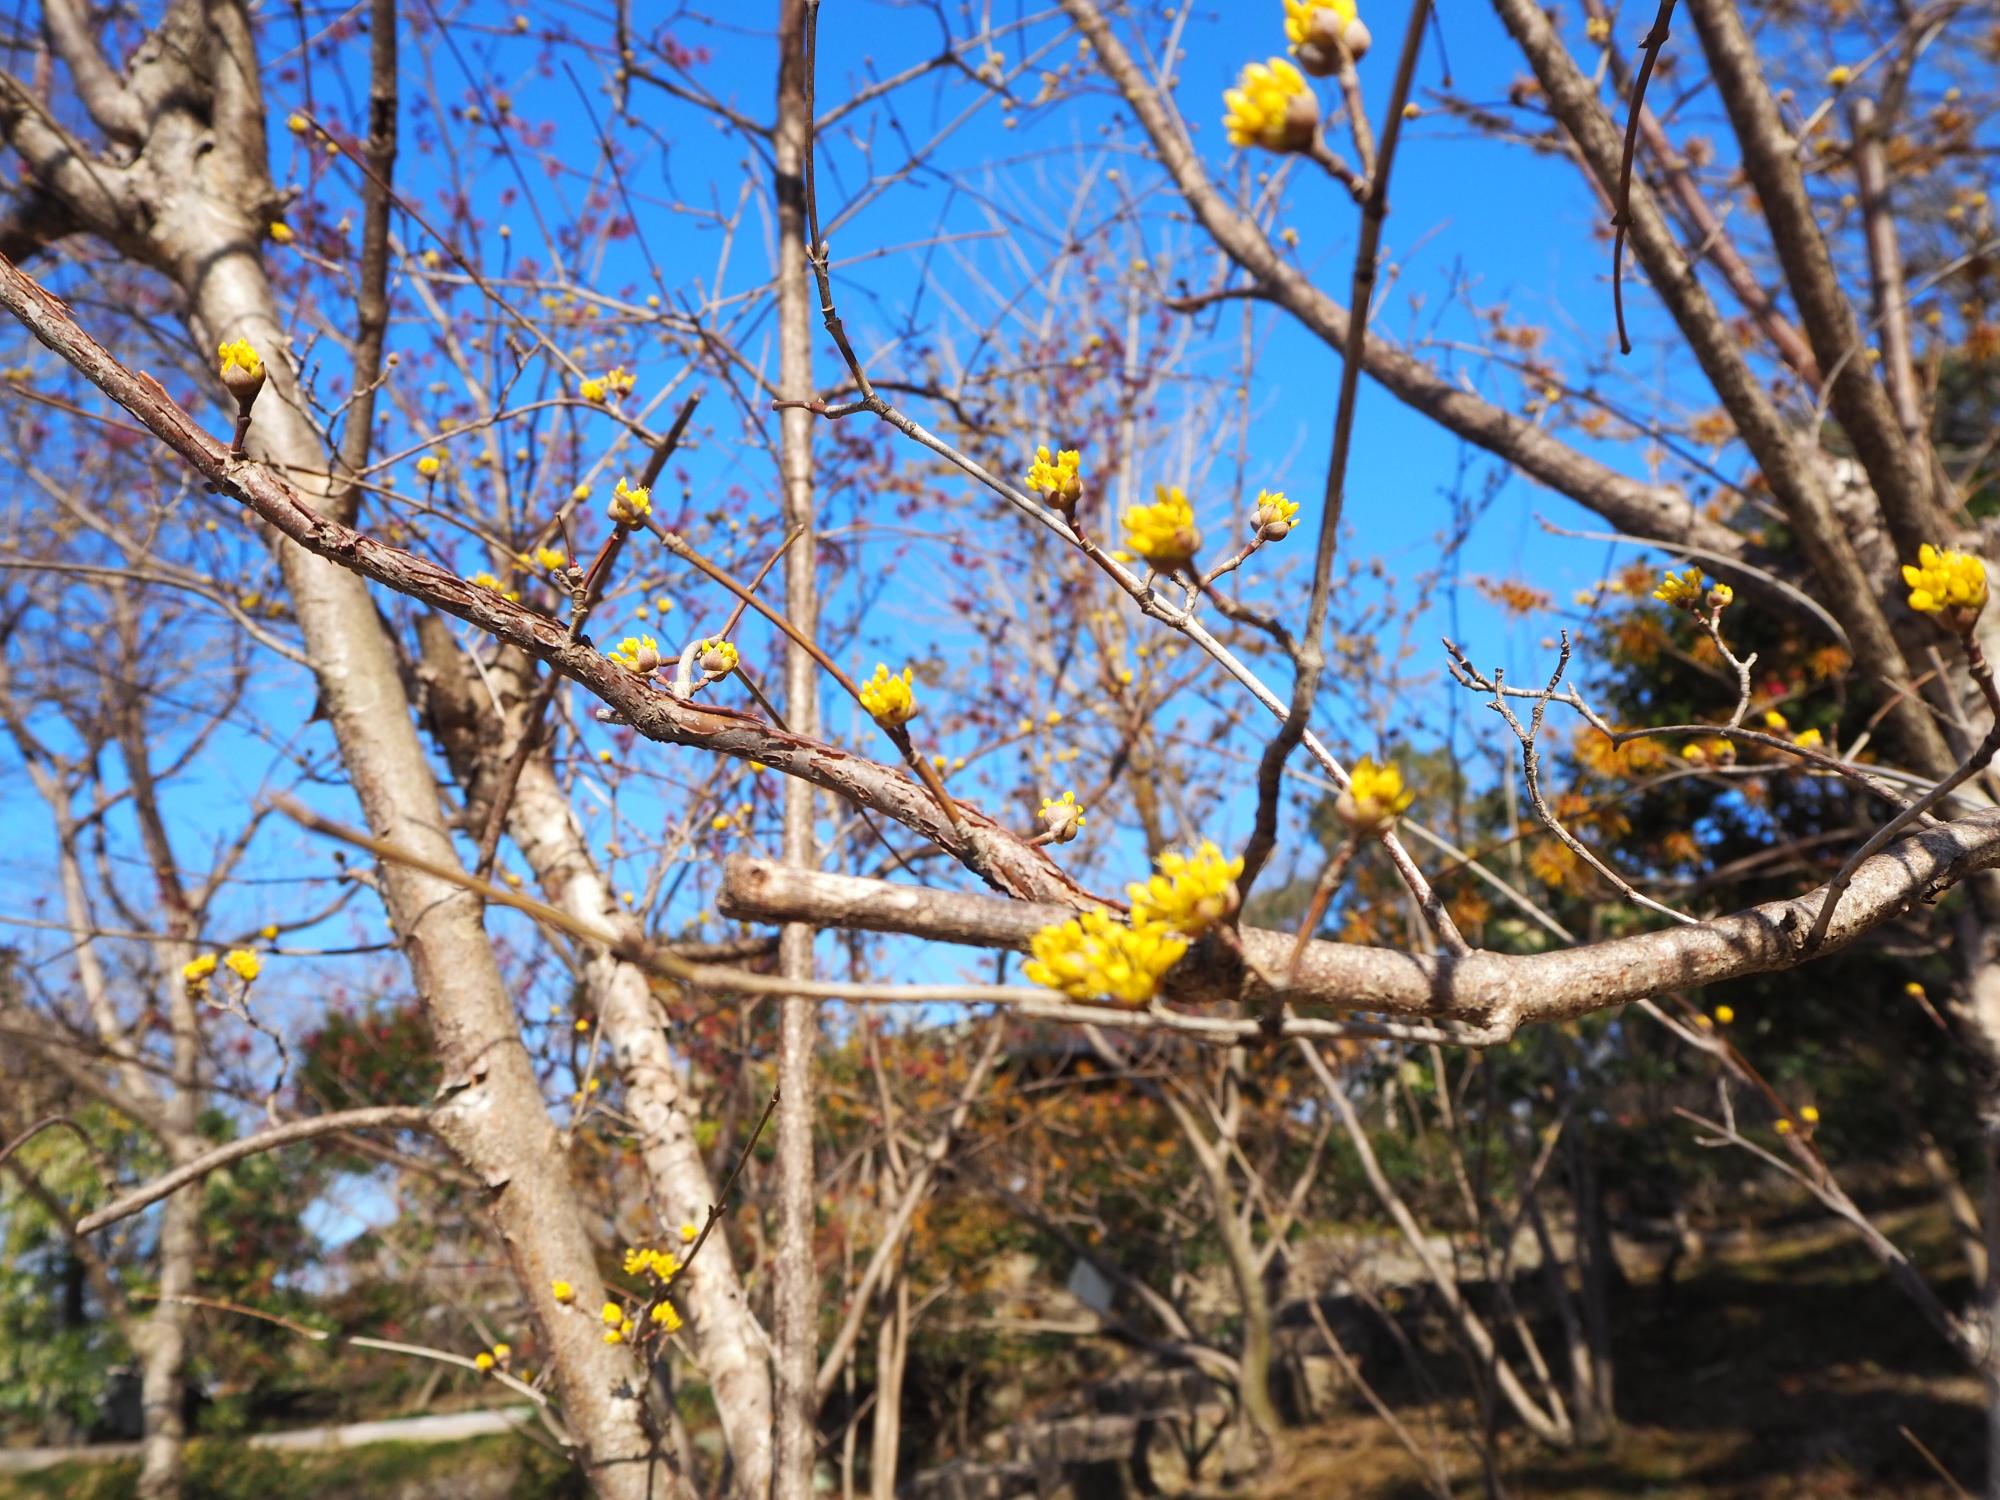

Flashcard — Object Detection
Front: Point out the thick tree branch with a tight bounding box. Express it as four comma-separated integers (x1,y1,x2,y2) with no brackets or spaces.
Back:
721,803,2000,1031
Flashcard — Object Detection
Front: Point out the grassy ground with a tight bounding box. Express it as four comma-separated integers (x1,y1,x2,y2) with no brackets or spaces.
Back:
2,1199,1982,1498
0,1433,583,1500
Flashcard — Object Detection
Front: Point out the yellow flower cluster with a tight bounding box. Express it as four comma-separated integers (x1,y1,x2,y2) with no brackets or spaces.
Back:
1038,789,1086,843
609,477,651,525
1253,489,1298,541
1652,567,1707,610
608,634,660,674
416,454,443,478
217,338,264,383
551,1279,575,1304
1025,840,1243,1006
1281,0,1371,73
1224,58,1317,152
651,1300,683,1333
622,1245,681,1283
1903,543,1988,618
1128,840,1243,933
1336,756,1414,833
1284,0,1358,42
581,367,635,402
860,663,919,726
699,638,739,676
1123,486,1201,570
184,950,261,987
1024,445,1084,512
601,1301,635,1345
1025,909,1189,1007
217,337,266,407
269,222,295,245
533,545,567,572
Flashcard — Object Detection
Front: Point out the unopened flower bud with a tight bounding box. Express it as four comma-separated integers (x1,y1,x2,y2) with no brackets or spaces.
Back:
699,638,739,677
1038,790,1086,844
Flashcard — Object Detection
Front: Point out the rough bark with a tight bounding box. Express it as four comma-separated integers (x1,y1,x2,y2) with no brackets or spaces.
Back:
0,2,684,1487
417,625,776,1497
1683,0,1949,554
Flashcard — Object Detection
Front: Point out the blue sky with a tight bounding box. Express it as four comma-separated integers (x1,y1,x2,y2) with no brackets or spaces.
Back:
0,0,1836,1154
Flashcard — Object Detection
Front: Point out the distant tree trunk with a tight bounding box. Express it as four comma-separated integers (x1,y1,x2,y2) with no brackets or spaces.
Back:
870,1265,910,1500
134,1179,197,1500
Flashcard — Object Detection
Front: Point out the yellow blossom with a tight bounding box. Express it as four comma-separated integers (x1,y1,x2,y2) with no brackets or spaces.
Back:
1585,14,1611,42
269,222,294,244
679,1222,698,1243
1762,710,1788,731
1714,1004,1735,1025
1224,58,1318,152
1800,1105,1820,1124
1652,566,1706,610
609,477,652,525
1024,445,1084,512
1284,0,1358,44
572,483,591,502
575,1018,591,1033
601,1302,623,1326
1903,543,1987,621
475,1352,495,1372
651,1300,683,1332
417,454,442,478
607,634,660,674
1123,485,1201,570
1127,840,1243,937
287,113,310,133
1285,1,1371,69
224,949,261,983
699,638,738,677
860,664,919,727
623,1245,680,1282
552,1279,575,1304
1025,909,1188,1006
1253,490,1299,541
1826,64,1852,86
1335,757,1414,832
1792,727,1823,750
1038,790,1086,843
1775,1117,1793,1135
581,367,635,403
534,546,567,571
183,954,218,985
217,338,265,401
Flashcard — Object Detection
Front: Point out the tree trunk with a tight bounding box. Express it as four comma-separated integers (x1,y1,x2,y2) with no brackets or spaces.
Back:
172,225,681,1497
416,625,776,1496
773,1,823,1497
133,1174,197,1500
869,1265,909,1500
